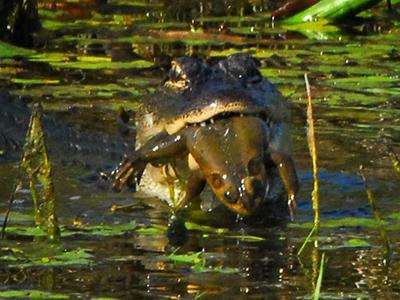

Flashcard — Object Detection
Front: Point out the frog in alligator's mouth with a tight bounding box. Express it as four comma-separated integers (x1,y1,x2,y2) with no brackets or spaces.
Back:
113,53,298,217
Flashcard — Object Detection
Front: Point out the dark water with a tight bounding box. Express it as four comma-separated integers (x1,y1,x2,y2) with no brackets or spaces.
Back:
0,0,399,299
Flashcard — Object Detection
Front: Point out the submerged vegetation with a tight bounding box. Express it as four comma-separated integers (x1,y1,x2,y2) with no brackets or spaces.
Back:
2,103,60,242
0,0,399,298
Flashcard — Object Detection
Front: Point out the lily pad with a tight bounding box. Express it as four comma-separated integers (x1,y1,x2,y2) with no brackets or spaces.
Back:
168,251,203,264
62,221,137,237
0,290,69,299
191,263,239,274
185,221,228,234
0,41,36,58
10,78,60,85
3,222,137,238
7,248,94,268
343,238,371,248
167,251,238,274
289,217,399,230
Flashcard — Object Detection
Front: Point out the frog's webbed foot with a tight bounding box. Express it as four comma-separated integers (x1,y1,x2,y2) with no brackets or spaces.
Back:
113,130,188,191
180,170,206,208
270,152,299,220
112,154,146,191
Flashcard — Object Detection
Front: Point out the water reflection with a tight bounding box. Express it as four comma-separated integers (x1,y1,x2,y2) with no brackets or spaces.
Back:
0,0,399,298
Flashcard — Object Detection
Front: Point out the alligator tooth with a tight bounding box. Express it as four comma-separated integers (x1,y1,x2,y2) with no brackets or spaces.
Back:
240,113,244,117
200,122,206,127
210,118,214,124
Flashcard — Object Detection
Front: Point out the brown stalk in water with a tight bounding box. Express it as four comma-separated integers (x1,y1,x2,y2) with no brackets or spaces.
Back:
298,73,320,256
305,73,320,228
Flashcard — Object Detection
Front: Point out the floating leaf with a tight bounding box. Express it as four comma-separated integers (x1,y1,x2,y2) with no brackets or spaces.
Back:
62,221,137,237
3,226,47,237
10,78,60,85
11,248,93,268
0,41,36,58
3,222,137,238
0,290,69,299
289,217,400,230
185,221,228,234
168,251,203,264
50,59,154,70
191,263,239,274
224,235,265,242
136,225,165,235
343,238,371,248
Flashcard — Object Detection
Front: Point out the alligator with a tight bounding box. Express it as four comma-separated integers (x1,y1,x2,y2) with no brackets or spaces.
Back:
113,53,299,218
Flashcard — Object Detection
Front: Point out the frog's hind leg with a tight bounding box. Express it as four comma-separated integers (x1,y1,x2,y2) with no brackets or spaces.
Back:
270,152,299,219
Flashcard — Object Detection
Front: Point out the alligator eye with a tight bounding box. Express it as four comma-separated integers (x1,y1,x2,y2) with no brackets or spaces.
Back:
169,65,181,81
248,157,263,176
210,174,223,189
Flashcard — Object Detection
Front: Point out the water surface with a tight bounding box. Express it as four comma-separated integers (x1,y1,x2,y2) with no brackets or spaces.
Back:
0,0,399,299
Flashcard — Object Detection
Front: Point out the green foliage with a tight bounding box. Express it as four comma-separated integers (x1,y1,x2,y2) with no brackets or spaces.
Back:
0,290,119,299
167,250,238,274
282,0,382,25
3,222,137,238
0,41,36,58
168,250,203,264
136,225,165,235
185,221,228,234
1,247,94,268
63,221,137,237
298,224,318,256
344,238,371,248
0,290,69,299
313,253,326,300
10,78,60,85
5,103,61,242
289,217,400,230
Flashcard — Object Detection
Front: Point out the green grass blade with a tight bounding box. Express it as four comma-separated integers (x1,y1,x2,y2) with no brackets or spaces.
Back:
313,252,326,300
297,223,317,256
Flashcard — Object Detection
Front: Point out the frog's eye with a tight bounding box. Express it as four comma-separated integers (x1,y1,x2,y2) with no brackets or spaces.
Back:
248,157,263,176
224,187,239,203
210,173,223,189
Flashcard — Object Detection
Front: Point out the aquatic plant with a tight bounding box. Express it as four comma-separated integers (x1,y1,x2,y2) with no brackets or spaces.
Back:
2,103,60,242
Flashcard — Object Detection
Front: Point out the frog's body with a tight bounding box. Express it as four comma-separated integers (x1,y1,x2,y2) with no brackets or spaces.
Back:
114,54,298,217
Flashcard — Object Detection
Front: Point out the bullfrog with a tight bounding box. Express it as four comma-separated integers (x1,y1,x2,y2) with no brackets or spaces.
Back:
113,53,298,217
